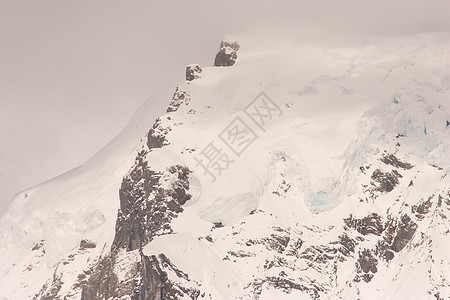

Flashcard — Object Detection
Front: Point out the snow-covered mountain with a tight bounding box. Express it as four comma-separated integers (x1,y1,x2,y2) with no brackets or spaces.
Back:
1,30,450,299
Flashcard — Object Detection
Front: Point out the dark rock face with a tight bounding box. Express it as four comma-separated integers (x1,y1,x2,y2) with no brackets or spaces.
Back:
337,233,356,256
214,39,240,67
147,118,171,150
155,254,202,299
380,154,413,170
242,227,291,255
80,254,121,300
80,239,96,249
355,249,378,282
34,266,63,300
214,48,237,67
344,213,383,236
412,195,433,219
32,240,45,251
388,214,418,252
250,277,316,299
263,233,291,254
78,147,193,299
148,86,191,150
375,213,418,263
265,277,308,294
371,169,402,193
113,152,191,252
135,255,166,300
185,64,202,81
166,87,191,113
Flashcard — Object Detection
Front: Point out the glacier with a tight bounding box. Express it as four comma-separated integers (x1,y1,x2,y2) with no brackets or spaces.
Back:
0,29,450,299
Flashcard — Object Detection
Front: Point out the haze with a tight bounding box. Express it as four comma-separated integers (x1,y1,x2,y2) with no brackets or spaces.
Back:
1,0,449,216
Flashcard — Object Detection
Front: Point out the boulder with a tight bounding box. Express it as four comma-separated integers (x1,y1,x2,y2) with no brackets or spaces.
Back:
214,38,240,67
185,64,202,81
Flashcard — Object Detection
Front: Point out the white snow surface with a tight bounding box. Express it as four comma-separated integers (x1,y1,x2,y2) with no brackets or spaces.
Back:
1,30,450,299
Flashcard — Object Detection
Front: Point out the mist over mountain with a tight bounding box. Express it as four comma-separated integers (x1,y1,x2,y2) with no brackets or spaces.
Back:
1,1,450,299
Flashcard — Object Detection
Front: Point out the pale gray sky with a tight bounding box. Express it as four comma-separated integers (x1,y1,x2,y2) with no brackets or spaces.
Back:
1,0,449,216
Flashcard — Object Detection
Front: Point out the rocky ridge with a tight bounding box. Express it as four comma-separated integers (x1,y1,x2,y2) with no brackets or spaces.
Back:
1,33,450,300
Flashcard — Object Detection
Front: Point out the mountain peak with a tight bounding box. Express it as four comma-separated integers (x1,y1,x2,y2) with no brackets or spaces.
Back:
1,31,450,299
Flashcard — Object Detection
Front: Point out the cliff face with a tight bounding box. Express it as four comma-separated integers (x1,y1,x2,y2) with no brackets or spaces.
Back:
1,34,450,299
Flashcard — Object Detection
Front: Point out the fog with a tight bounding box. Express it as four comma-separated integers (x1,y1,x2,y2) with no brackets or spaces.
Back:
1,0,449,216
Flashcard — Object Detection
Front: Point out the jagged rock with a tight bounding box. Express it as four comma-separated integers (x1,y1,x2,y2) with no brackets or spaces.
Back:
214,39,240,67
263,256,290,270
80,239,96,249
344,213,383,236
265,276,307,294
166,87,191,113
135,255,167,300
376,239,395,261
166,165,191,206
79,158,193,299
300,244,340,264
147,118,171,150
157,254,201,299
244,227,291,254
214,47,237,67
77,251,176,300
112,154,191,252
79,254,121,300
185,64,202,81
412,195,433,219
32,240,45,251
389,214,418,252
355,249,378,282
220,40,240,51
34,265,63,300
371,169,402,193
285,238,304,257
337,233,356,256
263,233,290,254
380,153,413,170
376,213,418,262
213,222,224,229
228,250,256,258
251,277,319,299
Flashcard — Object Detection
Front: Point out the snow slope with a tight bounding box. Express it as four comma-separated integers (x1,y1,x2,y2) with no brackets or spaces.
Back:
0,86,173,298
1,29,450,299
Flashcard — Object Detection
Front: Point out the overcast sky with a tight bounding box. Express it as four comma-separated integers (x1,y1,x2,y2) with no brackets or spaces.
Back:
1,0,450,216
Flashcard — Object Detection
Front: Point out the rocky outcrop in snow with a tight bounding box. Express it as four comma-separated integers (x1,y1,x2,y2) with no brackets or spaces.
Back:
213,38,240,67
2,32,450,300
185,64,202,81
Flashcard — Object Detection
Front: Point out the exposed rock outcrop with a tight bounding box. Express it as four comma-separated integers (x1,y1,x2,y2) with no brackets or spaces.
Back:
147,118,171,150
344,213,383,236
380,153,414,170
166,86,191,113
112,153,191,252
355,249,378,282
185,64,202,81
214,38,240,67
371,169,402,193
